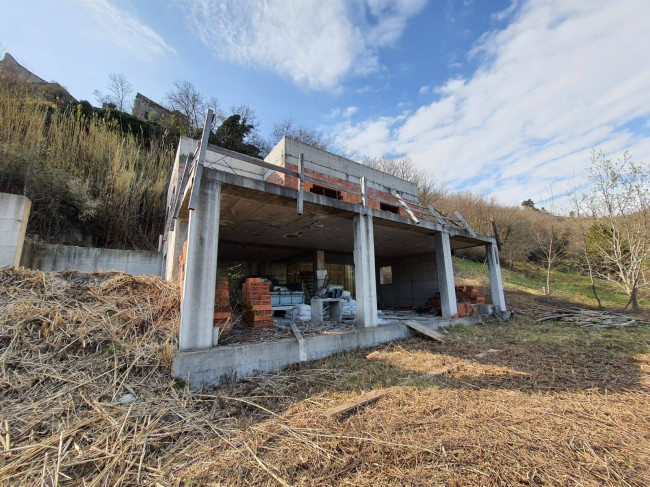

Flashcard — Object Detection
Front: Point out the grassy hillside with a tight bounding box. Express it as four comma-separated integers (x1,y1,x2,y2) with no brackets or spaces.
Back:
453,257,649,310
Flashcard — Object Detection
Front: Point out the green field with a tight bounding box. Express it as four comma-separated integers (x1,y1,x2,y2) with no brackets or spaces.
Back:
453,257,649,309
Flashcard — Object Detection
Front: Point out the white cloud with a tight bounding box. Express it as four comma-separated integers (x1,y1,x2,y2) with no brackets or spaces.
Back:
75,0,176,58
343,106,358,118
333,0,650,205
419,85,430,95
180,0,426,91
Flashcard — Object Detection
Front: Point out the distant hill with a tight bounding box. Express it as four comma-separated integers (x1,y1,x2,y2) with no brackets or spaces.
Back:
0,52,76,105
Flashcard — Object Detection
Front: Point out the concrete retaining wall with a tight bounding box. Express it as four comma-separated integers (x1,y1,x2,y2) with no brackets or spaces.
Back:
174,323,413,388
173,316,480,388
0,193,31,268
22,243,162,276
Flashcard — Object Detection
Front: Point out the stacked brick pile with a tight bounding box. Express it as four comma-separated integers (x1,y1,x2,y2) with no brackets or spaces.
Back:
214,276,233,335
456,285,486,304
242,278,274,328
425,285,487,318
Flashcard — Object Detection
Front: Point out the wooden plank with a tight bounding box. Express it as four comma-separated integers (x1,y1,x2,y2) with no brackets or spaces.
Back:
206,142,300,178
392,191,420,224
168,153,193,229
297,153,304,215
427,205,446,226
454,211,477,238
404,321,445,342
360,176,368,215
188,109,214,211
289,321,307,362
324,390,386,418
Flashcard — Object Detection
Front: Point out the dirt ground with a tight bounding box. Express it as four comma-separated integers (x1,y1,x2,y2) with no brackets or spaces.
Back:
1,268,649,486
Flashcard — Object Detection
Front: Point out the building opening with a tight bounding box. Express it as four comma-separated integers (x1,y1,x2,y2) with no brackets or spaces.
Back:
380,203,399,213
310,184,341,200
379,266,393,284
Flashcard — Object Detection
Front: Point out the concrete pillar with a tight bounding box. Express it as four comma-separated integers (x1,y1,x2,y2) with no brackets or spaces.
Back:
486,240,507,312
353,214,378,327
313,249,326,295
164,218,189,281
434,231,458,318
179,179,221,351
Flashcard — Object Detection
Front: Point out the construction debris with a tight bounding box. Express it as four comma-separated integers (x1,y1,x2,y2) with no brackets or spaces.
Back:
404,321,445,342
324,390,386,418
426,285,486,317
535,308,650,328
475,349,501,359
365,351,380,360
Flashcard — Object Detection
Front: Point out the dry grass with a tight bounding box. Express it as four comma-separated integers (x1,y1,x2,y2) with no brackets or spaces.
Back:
0,87,173,249
1,267,649,486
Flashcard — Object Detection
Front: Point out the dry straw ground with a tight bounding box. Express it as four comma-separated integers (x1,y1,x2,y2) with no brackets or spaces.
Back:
1,268,649,486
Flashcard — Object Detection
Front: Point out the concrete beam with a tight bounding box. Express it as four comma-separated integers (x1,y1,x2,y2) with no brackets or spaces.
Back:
353,213,378,327
486,240,507,312
434,231,458,318
179,179,221,351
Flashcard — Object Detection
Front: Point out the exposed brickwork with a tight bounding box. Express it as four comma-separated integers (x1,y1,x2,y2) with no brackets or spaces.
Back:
241,278,274,328
214,276,233,335
265,162,408,217
426,285,486,318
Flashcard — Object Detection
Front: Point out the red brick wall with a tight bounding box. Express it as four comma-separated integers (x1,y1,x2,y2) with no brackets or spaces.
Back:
266,163,408,216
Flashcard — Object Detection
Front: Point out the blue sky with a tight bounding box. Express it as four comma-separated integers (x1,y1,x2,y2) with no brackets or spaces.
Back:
2,0,649,207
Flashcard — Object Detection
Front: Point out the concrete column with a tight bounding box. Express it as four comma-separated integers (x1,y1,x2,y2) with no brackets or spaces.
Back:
164,218,189,281
179,179,221,351
486,240,507,312
434,231,458,318
353,214,378,327
313,249,326,295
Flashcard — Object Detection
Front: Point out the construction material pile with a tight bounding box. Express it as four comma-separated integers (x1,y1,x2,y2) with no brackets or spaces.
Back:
426,285,486,317
535,307,650,328
242,277,273,328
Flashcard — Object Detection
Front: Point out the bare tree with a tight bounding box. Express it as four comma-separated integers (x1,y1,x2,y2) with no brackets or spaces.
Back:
362,154,446,205
108,73,132,111
270,118,334,151
567,181,602,307
93,73,133,111
165,80,222,133
529,189,569,295
575,150,649,310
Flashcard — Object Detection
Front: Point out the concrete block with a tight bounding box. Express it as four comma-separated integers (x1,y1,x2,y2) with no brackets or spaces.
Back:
0,193,31,268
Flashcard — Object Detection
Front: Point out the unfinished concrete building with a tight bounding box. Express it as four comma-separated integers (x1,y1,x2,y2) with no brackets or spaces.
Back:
164,113,506,387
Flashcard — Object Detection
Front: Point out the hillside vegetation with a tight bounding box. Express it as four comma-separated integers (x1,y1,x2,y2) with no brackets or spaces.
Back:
0,86,173,250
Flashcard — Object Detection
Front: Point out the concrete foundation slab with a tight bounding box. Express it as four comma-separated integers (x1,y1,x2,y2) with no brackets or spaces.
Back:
173,316,480,388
